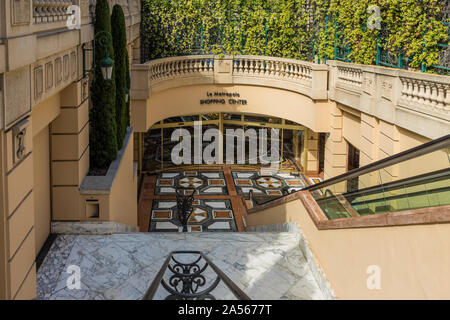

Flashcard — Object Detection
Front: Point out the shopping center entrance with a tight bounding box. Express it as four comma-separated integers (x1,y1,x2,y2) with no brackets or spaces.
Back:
137,112,324,233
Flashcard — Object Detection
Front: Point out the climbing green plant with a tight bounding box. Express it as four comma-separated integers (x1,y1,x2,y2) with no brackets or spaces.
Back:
140,0,448,72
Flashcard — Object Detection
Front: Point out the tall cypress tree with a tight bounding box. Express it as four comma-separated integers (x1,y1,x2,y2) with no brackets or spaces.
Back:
111,5,127,148
90,0,117,169
125,47,131,127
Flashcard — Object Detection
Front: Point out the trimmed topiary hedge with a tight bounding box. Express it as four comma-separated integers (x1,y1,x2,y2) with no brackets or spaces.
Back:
89,0,117,170
112,4,128,149
125,47,131,127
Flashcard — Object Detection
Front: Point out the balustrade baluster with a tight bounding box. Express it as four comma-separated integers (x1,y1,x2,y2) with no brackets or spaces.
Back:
418,81,425,104
436,85,445,110
444,86,450,112
429,83,438,107
424,83,433,107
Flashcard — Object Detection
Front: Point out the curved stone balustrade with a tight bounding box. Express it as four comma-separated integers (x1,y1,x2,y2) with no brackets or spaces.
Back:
134,55,328,100
133,56,450,139
232,56,313,87
148,55,216,83
33,0,73,23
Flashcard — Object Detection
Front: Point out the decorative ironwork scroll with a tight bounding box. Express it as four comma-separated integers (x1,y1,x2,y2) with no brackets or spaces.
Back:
143,251,251,300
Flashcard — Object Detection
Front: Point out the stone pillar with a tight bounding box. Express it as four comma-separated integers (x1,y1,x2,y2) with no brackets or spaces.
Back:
132,38,140,64
324,105,347,191
50,78,90,221
306,131,320,174
292,130,301,169
378,120,400,184
359,113,380,188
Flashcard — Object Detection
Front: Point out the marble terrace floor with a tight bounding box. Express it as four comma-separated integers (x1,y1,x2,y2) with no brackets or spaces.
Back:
138,165,322,233
36,233,325,300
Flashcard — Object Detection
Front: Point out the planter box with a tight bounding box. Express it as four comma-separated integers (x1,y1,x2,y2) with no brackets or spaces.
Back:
78,127,138,227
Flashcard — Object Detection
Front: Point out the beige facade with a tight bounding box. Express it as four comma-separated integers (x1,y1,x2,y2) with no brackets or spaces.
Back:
246,196,450,299
0,0,141,299
0,1,448,301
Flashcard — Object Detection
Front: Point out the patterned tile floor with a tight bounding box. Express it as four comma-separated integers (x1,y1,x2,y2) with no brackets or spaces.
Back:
139,165,322,233
36,233,325,300
232,171,307,196
150,199,238,232
155,171,228,195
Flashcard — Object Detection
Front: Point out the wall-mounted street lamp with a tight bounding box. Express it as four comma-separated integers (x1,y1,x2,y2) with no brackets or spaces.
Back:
82,31,114,81
125,87,129,103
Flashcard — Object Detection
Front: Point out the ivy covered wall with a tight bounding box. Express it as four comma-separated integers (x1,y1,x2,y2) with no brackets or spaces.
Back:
140,0,449,72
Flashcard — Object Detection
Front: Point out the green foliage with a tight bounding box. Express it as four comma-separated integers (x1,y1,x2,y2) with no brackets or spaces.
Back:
112,5,128,148
141,0,448,71
90,0,117,170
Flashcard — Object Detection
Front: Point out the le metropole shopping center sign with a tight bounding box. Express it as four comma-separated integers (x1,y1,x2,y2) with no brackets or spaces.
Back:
200,92,248,106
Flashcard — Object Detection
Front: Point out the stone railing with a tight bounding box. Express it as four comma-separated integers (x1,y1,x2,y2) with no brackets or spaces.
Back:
132,55,328,100
33,0,73,23
148,55,216,83
31,0,139,25
336,65,363,89
329,60,450,140
399,75,450,116
232,56,313,87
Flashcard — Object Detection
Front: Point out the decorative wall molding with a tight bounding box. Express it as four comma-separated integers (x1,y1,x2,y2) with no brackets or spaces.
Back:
12,118,30,164
70,51,77,78
45,62,53,90
55,57,62,85
11,0,31,25
34,65,43,98
63,54,69,80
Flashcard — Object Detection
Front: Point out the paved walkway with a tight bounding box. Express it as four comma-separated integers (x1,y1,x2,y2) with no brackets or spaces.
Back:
138,165,321,232
37,232,324,300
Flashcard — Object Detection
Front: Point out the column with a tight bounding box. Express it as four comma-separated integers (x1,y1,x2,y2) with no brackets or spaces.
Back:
359,113,379,188
323,104,347,191
50,78,90,221
306,131,319,174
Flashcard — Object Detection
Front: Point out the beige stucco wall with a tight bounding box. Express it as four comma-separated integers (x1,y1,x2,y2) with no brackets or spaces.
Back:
79,129,138,227
246,199,450,299
32,126,51,254
109,132,138,227
0,130,6,300
132,84,333,132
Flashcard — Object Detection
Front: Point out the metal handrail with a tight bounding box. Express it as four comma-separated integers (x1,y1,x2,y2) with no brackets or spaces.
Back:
305,134,450,192
142,251,251,300
249,134,450,208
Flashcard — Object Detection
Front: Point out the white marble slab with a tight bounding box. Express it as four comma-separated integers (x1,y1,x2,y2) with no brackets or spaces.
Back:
204,201,227,208
37,232,327,300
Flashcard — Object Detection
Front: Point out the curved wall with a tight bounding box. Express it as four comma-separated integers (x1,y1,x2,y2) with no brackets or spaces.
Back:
131,84,332,132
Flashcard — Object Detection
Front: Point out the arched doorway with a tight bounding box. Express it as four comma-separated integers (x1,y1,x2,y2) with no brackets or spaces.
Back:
139,112,313,175
137,112,323,233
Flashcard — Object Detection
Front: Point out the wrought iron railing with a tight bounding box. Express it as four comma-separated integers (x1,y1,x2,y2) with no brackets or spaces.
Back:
142,251,251,300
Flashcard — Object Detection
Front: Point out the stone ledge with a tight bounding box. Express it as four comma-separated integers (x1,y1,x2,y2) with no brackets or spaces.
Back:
245,222,336,300
51,221,139,235
80,127,133,195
